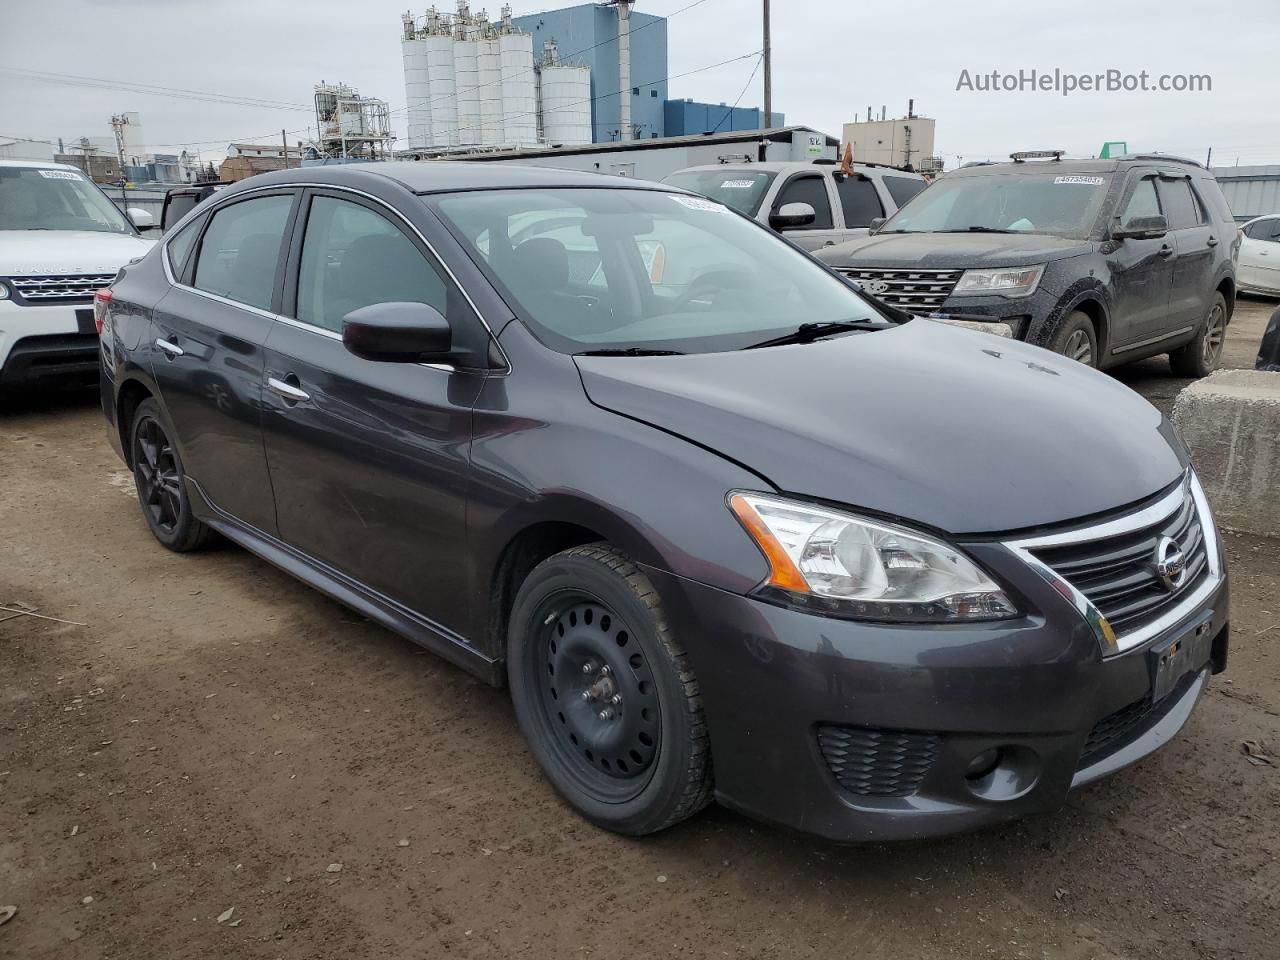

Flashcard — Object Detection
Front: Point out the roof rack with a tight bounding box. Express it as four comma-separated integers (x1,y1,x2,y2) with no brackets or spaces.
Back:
1112,153,1203,169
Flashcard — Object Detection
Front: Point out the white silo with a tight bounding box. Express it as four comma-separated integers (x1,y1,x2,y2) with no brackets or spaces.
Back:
539,47,592,148
423,32,459,148
454,36,481,146
499,31,537,147
401,16,432,150
477,37,504,146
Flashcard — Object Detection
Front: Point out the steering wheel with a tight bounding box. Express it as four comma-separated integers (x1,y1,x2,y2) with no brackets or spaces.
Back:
672,269,756,311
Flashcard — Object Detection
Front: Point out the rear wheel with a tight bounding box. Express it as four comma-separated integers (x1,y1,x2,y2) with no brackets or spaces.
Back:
1049,310,1098,367
129,398,213,552
507,543,712,835
1169,293,1227,378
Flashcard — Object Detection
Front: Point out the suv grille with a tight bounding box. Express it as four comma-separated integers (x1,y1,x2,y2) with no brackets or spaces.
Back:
1028,482,1209,641
835,267,962,312
817,726,939,798
7,274,116,305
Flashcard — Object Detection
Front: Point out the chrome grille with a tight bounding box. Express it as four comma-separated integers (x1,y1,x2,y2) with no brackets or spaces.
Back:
1007,476,1221,653
836,267,962,312
8,274,116,304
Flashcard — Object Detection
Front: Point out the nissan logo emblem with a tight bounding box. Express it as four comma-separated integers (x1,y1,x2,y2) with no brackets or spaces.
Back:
1154,536,1188,592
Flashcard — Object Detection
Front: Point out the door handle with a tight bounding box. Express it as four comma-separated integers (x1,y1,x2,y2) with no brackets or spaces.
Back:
267,376,310,403
155,337,184,358
1206,236,1219,247
1158,244,1175,258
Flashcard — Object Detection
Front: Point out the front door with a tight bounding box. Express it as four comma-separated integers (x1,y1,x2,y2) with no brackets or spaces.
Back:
1107,173,1176,348
770,173,843,250
1159,175,1219,330
259,190,485,638
149,190,298,534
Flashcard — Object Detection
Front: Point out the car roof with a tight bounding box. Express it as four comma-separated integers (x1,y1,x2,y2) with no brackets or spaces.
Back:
671,161,921,178
242,161,681,195
0,158,85,172
946,154,1207,178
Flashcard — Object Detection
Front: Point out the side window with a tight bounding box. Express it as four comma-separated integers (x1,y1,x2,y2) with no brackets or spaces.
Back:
773,176,833,229
1157,178,1199,230
834,175,883,227
296,196,447,334
1120,176,1161,224
192,194,293,311
166,216,202,278
882,175,927,208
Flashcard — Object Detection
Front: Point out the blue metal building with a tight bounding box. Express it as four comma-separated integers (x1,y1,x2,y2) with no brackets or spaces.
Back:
512,3,668,143
664,99,784,136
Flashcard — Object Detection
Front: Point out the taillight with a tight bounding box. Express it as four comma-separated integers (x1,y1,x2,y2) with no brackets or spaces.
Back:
94,288,113,335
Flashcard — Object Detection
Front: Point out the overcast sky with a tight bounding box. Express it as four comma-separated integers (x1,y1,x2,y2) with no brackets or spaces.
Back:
3,0,1277,168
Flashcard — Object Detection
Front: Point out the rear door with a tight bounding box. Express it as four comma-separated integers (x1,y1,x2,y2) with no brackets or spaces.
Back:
1240,217,1280,293
832,173,885,241
1107,172,1177,346
1158,174,1218,329
149,189,298,534
768,173,842,250
259,188,486,637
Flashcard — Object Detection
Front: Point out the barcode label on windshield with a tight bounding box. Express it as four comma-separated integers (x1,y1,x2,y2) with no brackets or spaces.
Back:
720,180,756,189
38,169,83,180
1054,176,1104,185
671,195,728,212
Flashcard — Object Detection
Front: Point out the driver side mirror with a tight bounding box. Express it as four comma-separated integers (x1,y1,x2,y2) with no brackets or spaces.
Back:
127,207,155,230
342,301,452,363
769,202,816,232
1112,214,1168,241
868,217,887,234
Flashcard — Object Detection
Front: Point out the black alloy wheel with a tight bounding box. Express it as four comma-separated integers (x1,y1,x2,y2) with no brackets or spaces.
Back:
129,398,213,552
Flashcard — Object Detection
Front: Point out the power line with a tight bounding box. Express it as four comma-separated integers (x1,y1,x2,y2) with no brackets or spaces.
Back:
711,53,764,133
0,67,314,113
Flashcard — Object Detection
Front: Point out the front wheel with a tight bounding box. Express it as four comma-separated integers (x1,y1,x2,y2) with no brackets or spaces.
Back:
1169,293,1227,378
1049,310,1098,367
507,543,713,835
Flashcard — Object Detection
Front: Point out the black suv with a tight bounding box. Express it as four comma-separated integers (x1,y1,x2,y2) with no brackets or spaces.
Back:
817,153,1239,376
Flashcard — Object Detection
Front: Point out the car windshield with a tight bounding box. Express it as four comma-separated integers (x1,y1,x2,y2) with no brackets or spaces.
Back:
879,171,1113,239
661,169,777,216
433,187,881,355
0,166,133,234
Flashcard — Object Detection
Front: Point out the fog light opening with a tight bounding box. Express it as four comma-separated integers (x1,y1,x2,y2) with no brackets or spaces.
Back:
964,748,1002,782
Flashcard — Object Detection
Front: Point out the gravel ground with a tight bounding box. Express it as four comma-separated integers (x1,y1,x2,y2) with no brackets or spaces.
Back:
2,297,1277,960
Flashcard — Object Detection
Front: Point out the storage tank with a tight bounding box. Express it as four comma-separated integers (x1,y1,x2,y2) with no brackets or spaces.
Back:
423,33,459,148
401,17,431,150
454,37,481,146
539,64,592,147
477,37,504,147
499,32,537,148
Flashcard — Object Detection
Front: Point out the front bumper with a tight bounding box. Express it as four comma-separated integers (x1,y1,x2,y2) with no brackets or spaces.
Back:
0,300,99,387
644,546,1228,843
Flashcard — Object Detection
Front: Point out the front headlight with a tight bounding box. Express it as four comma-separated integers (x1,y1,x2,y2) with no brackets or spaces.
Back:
951,264,1045,298
729,493,1017,622
0,281,9,300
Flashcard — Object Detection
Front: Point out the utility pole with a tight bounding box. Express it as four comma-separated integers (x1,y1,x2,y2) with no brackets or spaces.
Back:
762,0,772,128
1205,146,1212,168
282,129,290,169
110,114,127,204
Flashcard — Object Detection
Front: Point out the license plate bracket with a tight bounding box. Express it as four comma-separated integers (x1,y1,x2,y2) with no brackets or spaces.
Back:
1150,615,1214,703
75,308,95,335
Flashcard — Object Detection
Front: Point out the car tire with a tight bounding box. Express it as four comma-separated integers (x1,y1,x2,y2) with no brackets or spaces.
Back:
129,398,214,552
507,543,713,835
1049,310,1098,367
1169,293,1227,378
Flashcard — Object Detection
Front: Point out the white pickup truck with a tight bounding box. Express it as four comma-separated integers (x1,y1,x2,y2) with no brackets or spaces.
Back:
0,160,154,390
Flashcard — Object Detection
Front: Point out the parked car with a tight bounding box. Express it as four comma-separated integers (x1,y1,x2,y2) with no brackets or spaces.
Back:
662,160,927,251
0,159,154,389
816,152,1239,376
100,162,1228,842
1236,214,1280,297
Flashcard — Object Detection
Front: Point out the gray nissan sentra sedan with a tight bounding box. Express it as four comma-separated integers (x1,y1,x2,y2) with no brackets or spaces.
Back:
97,162,1228,841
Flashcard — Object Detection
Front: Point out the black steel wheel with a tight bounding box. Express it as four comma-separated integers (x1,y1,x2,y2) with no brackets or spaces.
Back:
129,398,213,552
1170,293,1227,378
508,543,712,835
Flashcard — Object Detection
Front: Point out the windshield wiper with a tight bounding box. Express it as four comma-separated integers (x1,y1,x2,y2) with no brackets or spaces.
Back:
576,347,685,357
742,319,885,350
937,226,1018,234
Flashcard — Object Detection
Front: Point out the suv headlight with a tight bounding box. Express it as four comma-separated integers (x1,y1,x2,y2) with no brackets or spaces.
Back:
0,281,9,300
729,493,1016,622
951,264,1045,298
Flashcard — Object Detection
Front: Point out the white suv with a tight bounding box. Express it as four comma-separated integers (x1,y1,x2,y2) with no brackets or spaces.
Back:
0,160,154,389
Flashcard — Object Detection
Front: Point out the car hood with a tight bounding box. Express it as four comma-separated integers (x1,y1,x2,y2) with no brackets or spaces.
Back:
575,320,1185,535
0,230,154,275
815,231,1092,269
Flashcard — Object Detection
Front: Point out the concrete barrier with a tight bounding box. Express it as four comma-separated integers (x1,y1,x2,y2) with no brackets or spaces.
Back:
1172,369,1280,537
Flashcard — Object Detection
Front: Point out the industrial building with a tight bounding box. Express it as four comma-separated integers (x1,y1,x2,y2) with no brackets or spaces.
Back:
842,104,940,173
400,1,778,155
312,82,396,159
1212,165,1280,221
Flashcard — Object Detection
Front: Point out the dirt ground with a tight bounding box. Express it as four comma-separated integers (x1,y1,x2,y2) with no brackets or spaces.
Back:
2,298,1278,960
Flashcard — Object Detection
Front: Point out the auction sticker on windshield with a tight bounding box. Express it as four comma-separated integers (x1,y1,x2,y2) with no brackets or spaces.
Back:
1054,176,1105,185
38,169,83,180
720,180,757,189
671,195,728,212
